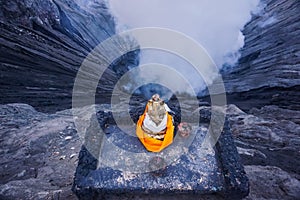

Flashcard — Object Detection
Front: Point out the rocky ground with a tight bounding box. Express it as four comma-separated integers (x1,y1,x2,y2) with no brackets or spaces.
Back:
0,102,299,199
226,105,300,199
0,103,81,199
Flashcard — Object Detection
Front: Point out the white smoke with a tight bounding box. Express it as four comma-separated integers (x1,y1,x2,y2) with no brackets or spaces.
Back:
107,0,261,94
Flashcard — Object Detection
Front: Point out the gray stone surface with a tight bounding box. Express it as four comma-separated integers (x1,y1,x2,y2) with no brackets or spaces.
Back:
0,103,81,199
244,165,300,200
74,126,226,194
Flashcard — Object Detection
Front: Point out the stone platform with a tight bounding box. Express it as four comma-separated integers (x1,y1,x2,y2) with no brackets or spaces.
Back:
72,110,249,199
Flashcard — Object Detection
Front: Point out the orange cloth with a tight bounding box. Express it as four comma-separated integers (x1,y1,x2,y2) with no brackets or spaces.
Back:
136,105,174,152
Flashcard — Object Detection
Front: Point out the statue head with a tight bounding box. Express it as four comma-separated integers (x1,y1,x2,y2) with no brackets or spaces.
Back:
151,94,160,102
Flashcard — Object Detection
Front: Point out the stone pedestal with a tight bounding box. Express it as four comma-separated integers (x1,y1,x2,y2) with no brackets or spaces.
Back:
72,111,248,199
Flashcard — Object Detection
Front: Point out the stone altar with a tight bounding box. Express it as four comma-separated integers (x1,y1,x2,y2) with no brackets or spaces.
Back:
72,107,249,199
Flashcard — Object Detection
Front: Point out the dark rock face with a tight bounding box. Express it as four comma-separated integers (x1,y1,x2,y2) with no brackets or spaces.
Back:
0,0,139,113
244,165,300,200
223,0,300,111
227,105,300,175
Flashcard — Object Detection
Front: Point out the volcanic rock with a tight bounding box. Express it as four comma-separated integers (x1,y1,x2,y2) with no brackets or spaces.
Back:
223,0,300,111
0,0,139,113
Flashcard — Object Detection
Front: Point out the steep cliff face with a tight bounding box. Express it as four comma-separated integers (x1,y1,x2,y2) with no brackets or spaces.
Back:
1,0,298,113
0,0,139,113
223,0,300,111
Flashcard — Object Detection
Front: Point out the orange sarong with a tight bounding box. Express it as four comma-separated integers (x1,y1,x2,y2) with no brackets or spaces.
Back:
136,106,174,152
